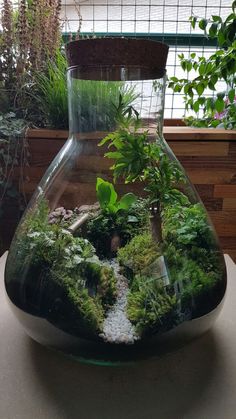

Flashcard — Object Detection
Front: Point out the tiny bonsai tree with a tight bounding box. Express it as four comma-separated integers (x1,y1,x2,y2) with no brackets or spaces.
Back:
99,94,184,243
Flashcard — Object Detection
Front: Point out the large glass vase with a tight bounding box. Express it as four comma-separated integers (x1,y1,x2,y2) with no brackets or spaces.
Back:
4,38,227,364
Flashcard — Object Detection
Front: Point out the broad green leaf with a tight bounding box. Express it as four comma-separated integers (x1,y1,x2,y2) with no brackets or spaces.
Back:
208,81,216,91
211,119,221,127
196,83,205,96
193,101,200,113
96,178,117,209
218,29,226,45
228,88,235,103
225,13,235,23
215,97,225,113
170,76,178,82
210,74,218,86
209,23,218,38
199,62,206,76
206,97,214,111
174,84,182,93
104,151,123,159
118,193,137,211
190,16,197,29
212,15,222,23
184,84,190,95
181,61,187,71
99,133,115,146
199,19,208,30
107,203,117,214
186,61,192,72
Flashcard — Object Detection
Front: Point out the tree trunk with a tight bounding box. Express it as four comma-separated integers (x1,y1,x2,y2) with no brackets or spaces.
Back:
150,204,162,243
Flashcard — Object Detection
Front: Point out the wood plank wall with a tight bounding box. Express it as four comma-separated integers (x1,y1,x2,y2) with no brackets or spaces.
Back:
1,127,236,262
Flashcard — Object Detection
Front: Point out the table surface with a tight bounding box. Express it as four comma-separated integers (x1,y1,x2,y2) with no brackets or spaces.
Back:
1,252,236,419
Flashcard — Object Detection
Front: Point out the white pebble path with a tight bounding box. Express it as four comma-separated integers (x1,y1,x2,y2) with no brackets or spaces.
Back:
100,261,139,345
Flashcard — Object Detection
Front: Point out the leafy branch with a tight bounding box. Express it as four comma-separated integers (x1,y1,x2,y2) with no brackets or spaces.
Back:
99,105,184,209
168,1,236,129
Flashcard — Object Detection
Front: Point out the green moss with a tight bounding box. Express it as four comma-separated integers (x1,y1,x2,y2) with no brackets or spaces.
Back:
8,198,118,336
97,265,117,307
167,250,221,302
127,275,177,336
79,262,117,308
50,268,105,333
162,202,215,249
117,232,160,274
163,242,224,315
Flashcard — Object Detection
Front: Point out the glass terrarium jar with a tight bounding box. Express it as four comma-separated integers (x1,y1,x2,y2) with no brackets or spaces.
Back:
5,38,227,364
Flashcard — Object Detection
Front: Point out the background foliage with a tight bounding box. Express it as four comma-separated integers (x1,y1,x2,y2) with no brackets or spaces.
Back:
169,1,236,128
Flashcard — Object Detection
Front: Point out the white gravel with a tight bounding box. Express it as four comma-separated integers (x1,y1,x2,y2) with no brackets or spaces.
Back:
100,261,139,345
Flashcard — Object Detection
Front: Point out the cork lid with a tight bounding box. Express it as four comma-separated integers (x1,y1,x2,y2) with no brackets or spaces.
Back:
66,37,169,79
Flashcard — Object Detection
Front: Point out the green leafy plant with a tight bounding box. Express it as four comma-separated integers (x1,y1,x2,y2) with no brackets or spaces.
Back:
168,1,236,128
99,98,184,242
96,177,137,215
162,202,214,249
87,180,148,258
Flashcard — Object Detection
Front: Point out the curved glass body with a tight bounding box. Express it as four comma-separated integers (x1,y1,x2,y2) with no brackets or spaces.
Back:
5,43,226,364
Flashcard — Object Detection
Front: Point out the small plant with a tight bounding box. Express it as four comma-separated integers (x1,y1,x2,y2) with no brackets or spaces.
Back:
168,1,236,128
99,96,184,242
96,177,137,215
87,180,148,258
162,202,214,249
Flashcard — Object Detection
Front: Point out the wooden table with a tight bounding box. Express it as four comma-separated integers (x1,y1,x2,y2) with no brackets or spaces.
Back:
0,252,236,419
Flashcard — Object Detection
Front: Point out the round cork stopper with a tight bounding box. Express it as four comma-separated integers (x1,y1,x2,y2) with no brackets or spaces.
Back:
66,37,169,79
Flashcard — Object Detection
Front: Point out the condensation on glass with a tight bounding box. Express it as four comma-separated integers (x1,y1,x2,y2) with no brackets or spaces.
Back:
4,39,227,364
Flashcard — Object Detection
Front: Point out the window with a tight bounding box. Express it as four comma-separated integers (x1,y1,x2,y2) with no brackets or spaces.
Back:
61,0,232,118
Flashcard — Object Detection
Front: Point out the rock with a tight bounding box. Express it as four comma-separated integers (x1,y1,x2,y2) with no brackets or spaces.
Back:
100,260,139,345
